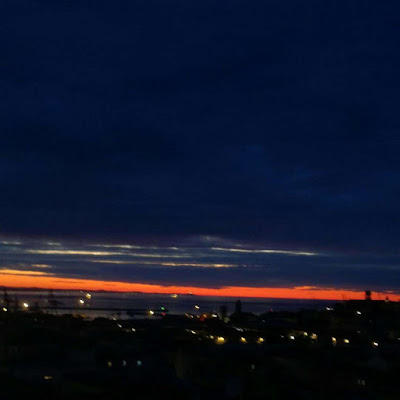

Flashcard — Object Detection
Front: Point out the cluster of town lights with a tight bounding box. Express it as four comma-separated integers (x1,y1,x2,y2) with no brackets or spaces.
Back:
207,333,379,346
204,336,268,344
0,303,387,352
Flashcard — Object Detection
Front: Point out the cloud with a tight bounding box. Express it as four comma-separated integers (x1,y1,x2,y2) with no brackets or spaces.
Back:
0,0,399,286
0,237,399,292
210,247,318,256
0,268,53,277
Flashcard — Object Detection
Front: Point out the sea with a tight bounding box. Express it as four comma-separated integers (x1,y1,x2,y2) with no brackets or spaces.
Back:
2,290,336,319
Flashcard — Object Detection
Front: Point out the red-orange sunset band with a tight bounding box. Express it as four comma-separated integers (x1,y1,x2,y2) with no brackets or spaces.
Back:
1,272,399,301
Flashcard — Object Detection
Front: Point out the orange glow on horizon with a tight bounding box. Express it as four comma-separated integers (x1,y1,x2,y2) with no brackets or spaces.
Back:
0,269,53,276
0,272,399,301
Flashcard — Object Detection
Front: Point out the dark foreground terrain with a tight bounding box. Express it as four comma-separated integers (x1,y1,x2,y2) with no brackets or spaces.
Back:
1,297,400,399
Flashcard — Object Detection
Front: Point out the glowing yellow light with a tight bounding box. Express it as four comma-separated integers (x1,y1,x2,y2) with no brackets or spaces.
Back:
289,335,295,340
2,307,7,312
332,337,337,343
131,328,136,332
107,361,112,367
86,293,92,299
209,335,214,339
257,337,264,344
303,332,308,336
372,341,379,347
79,299,84,304
171,294,178,299
344,339,350,344
23,302,29,308
43,376,53,380
149,310,154,315
311,333,318,340
194,305,200,310
217,336,225,343
240,337,247,343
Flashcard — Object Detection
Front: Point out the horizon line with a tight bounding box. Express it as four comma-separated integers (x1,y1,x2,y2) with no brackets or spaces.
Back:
0,273,399,301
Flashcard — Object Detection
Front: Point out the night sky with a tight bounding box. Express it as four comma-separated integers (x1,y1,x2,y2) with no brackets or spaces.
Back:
1,1,399,298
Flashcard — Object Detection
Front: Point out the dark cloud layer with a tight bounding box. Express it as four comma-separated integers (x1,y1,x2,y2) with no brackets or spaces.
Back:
0,1,399,290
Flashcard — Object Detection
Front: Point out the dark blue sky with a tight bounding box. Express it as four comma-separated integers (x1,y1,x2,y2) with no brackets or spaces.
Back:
0,1,399,292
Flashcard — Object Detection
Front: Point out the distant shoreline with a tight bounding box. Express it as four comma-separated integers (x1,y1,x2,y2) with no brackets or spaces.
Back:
2,286,338,303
